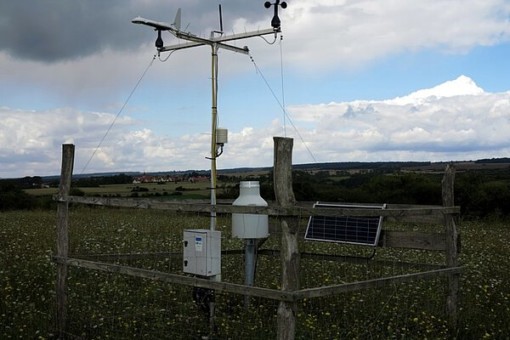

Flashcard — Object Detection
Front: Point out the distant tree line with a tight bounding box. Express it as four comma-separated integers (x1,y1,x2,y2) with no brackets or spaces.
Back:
218,168,510,220
219,170,443,206
291,161,432,171
0,181,37,210
455,170,510,218
0,176,45,189
475,157,510,164
2,167,510,219
74,173,134,187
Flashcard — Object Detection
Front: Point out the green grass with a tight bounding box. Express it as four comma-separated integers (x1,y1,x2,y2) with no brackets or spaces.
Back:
1,209,509,338
25,181,212,200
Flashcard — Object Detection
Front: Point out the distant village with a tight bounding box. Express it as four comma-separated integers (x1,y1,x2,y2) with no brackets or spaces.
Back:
131,173,209,184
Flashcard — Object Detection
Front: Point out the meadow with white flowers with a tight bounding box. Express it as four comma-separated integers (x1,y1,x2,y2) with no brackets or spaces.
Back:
1,208,509,338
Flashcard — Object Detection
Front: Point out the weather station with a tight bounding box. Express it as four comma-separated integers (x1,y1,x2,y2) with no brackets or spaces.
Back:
51,2,463,338
132,0,287,318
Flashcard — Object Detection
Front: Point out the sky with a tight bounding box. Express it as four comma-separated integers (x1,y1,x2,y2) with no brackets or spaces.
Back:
1,0,510,178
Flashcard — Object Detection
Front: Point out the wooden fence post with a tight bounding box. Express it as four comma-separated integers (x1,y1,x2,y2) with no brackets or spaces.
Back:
442,164,459,334
274,137,298,340
56,144,75,337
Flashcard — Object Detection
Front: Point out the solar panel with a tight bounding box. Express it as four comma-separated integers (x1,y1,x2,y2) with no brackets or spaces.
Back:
305,202,386,246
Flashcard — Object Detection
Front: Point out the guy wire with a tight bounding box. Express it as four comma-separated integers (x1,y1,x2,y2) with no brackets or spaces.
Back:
80,54,157,174
279,35,287,137
249,53,317,163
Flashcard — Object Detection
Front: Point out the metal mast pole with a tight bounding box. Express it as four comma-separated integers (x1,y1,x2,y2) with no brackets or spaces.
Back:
132,3,286,335
210,43,219,231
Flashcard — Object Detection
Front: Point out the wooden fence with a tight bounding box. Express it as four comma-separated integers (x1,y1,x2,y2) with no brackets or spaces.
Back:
54,138,461,339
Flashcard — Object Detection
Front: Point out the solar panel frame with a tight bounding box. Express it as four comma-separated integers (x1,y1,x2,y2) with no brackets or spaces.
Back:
305,202,386,246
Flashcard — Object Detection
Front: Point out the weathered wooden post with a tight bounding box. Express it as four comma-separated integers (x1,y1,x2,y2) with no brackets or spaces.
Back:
442,164,459,334
56,144,74,337
274,137,298,340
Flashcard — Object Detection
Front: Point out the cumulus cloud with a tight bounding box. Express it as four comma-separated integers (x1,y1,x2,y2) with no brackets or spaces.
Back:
279,0,510,72
2,1,509,69
2,0,510,108
0,107,133,176
2,1,510,177
284,76,510,163
0,0,269,62
2,76,509,178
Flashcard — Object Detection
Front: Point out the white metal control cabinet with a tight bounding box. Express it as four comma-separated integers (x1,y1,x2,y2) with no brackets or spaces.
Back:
183,229,221,277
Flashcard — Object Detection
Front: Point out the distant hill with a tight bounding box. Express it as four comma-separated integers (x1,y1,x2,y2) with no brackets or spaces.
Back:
219,159,510,176
3,158,509,183
292,161,431,171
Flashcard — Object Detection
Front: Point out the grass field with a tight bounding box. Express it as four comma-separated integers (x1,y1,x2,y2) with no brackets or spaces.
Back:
1,208,509,338
25,181,213,199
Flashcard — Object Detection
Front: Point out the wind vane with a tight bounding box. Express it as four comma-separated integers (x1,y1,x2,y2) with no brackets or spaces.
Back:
132,3,286,232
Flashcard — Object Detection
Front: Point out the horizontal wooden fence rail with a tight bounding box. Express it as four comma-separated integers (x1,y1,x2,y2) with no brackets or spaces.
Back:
52,256,462,303
54,256,296,302
296,266,463,300
59,195,459,221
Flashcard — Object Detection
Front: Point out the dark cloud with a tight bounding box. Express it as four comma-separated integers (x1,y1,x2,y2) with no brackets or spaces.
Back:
0,0,271,62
